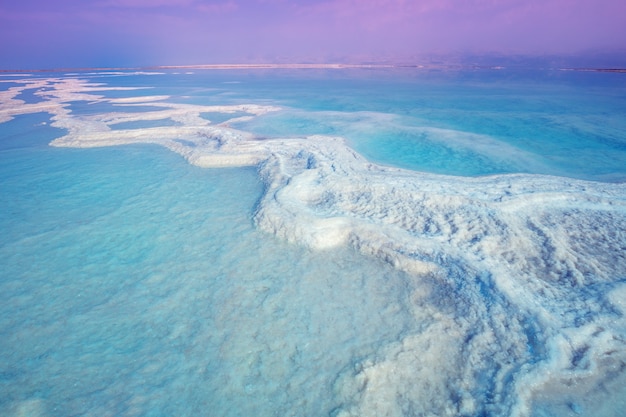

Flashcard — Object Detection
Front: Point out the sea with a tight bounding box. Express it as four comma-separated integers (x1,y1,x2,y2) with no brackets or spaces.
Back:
1,67,625,417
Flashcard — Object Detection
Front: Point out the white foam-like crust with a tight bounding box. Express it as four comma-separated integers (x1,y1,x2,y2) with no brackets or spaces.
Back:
0,79,63,123
2,76,626,416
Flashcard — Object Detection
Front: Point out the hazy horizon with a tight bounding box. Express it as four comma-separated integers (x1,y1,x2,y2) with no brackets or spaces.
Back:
2,52,626,72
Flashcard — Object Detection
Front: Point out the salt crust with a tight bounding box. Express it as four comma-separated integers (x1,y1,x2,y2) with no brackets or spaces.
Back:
2,76,626,416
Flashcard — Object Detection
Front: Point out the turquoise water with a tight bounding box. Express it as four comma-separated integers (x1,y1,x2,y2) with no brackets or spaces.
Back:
29,68,626,181
225,69,626,180
1,69,626,417
0,113,413,416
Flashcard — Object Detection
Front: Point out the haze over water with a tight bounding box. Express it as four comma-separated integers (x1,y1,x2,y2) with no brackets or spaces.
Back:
1,68,626,417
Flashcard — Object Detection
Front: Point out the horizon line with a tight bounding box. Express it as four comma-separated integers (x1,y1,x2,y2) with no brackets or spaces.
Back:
1,63,625,73
0,63,445,73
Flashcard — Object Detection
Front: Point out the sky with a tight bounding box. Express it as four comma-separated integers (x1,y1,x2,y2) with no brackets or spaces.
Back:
1,0,625,69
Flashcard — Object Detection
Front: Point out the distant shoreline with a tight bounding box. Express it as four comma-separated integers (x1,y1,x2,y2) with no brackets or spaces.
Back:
1,64,625,73
557,68,626,73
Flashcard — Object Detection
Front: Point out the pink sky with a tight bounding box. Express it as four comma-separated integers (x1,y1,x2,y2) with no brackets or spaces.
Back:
1,0,625,69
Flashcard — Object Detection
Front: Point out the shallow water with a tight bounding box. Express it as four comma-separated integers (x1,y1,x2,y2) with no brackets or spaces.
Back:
1,69,626,417
226,69,626,181
0,122,413,416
